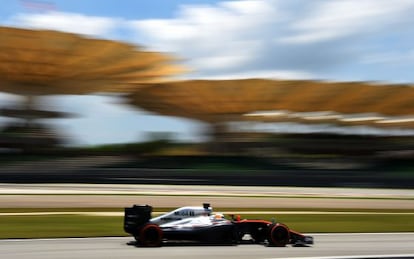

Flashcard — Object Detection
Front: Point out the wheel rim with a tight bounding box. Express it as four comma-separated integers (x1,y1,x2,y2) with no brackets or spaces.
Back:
270,225,289,247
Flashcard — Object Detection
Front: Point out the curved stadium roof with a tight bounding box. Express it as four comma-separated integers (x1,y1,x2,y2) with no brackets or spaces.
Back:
129,79,414,129
1,26,412,131
0,26,184,95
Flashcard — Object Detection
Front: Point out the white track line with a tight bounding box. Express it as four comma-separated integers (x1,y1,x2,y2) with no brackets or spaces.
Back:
266,255,414,259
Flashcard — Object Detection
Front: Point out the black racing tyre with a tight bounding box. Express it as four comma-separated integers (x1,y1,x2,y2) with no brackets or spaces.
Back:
138,224,163,247
268,224,290,247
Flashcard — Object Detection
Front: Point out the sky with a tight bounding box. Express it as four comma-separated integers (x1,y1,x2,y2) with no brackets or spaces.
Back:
1,0,414,146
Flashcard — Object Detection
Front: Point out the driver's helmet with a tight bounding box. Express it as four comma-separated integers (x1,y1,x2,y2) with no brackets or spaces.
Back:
211,213,225,221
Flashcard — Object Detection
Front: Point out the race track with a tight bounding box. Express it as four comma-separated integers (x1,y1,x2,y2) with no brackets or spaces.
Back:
1,184,413,209
1,233,413,259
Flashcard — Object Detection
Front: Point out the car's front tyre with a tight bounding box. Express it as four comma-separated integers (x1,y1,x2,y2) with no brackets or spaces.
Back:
267,223,290,247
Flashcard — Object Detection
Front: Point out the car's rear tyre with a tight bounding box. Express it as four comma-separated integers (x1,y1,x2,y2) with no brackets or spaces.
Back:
268,224,290,247
138,224,163,247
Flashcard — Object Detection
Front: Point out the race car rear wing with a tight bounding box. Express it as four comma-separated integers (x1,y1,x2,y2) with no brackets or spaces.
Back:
124,205,152,234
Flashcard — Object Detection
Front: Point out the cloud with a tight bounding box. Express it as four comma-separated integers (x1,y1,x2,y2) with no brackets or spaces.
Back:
279,0,414,44
8,11,121,37
185,69,313,80
129,0,414,80
130,0,287,77
6,0,414,82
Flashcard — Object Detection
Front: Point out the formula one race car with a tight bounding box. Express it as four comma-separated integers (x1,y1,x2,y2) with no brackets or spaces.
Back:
124,203,314,247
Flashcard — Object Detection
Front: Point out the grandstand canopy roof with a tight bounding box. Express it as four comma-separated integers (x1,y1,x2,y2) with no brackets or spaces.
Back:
129,79,414,129
0,26,183,95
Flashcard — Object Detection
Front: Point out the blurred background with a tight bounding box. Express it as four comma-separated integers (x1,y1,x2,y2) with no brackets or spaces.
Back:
0,0,413,188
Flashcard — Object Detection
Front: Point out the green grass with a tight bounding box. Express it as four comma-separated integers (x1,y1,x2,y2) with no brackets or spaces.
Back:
0,210,413,239
0,208,121,213
0,215,124,239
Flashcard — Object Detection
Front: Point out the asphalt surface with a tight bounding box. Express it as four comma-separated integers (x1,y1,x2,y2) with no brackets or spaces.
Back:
1,184,413,198
1,233,413,259
1,184,413,209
